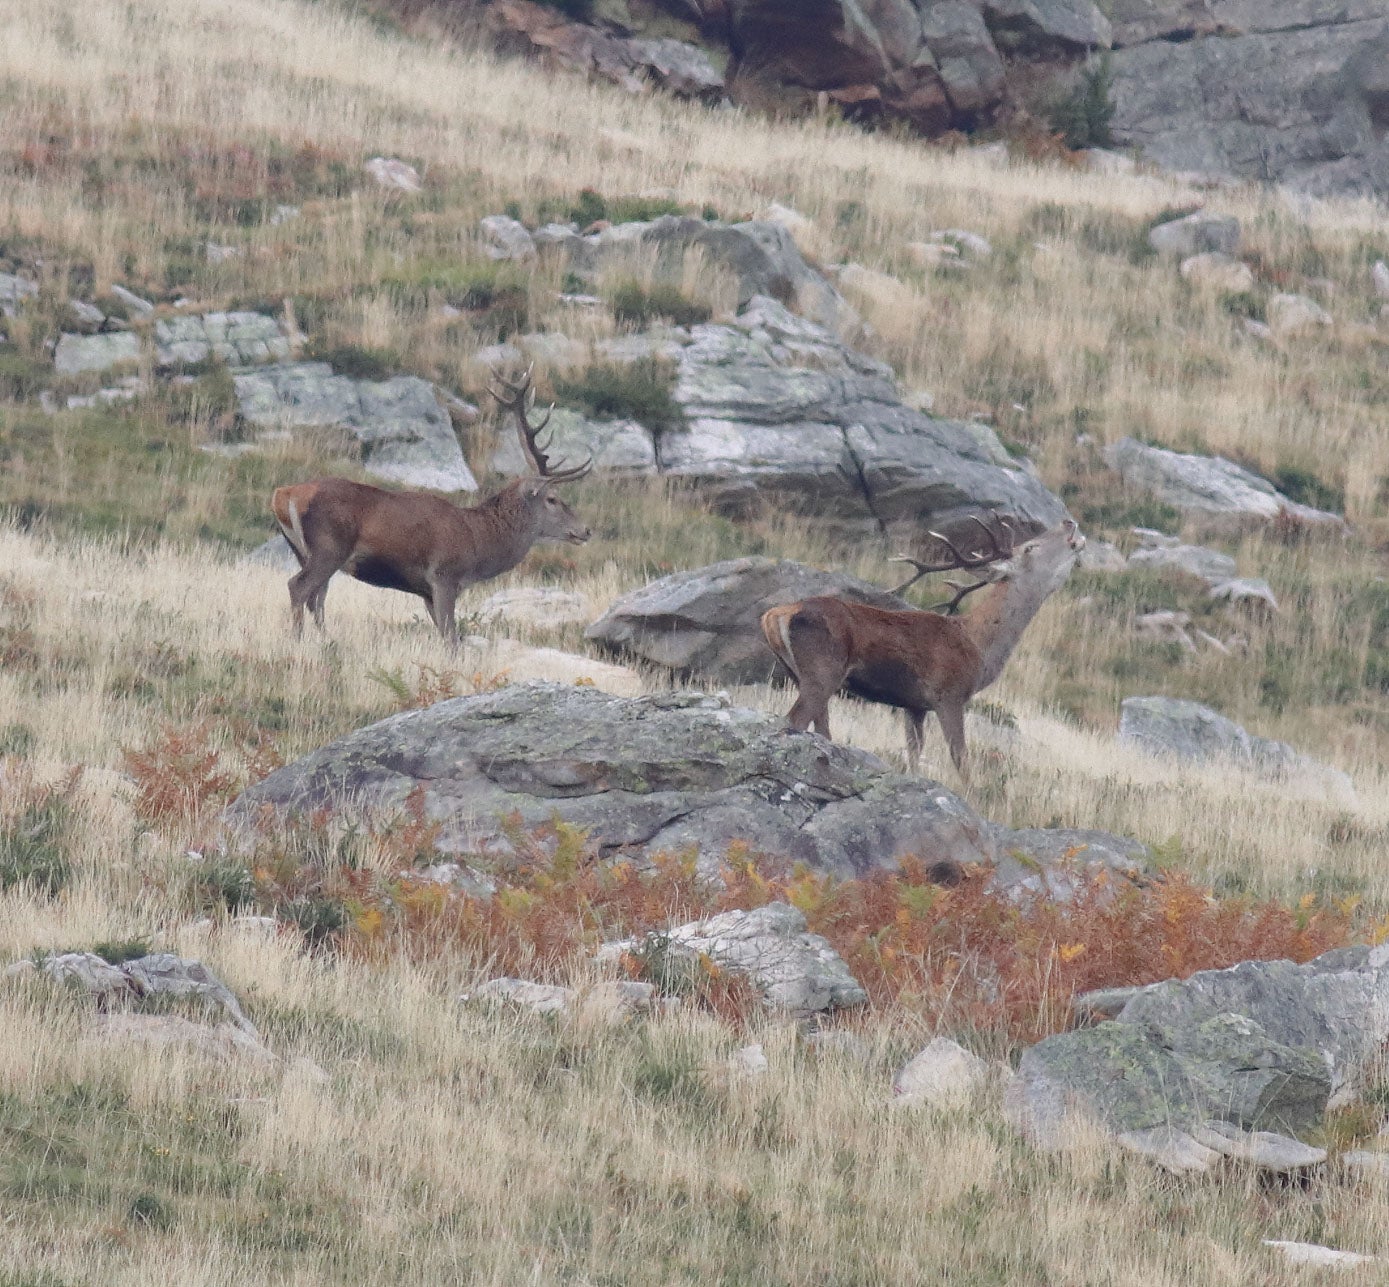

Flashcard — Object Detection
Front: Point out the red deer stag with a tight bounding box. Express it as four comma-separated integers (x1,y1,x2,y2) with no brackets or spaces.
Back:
760,516,1084,778
270,369,591,644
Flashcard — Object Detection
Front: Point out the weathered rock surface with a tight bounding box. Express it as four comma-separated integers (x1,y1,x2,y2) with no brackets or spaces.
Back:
892,1036,989,1106
660,296,1068,539
53,331,142,375
463,977,657,1019
226,683,996,879
1008,946,1389,1146
584,555,911,684
990,826,1149,901
490,406,657,477
1110,12,1389,199
1147,212,1240,259
1128,538,1237,585
479,214,537,262
980,0,1111,54
1119,696,1350,795
89,1013,277,1065
1179,252,1254,293
154,311,291,367
1263,1241,1378,1270
1105,436,1345,534
11,951,258,1037
1268,292,1333,338
602,902,867,1013
364,157,422,192
475,587,593,630
232,361,477,493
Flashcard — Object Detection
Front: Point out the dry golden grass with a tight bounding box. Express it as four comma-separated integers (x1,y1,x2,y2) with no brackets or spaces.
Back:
2,0,1389,1278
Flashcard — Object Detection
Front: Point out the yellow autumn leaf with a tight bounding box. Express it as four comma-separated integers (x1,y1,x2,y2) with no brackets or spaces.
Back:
1057,942,1087,963
355,906,384,938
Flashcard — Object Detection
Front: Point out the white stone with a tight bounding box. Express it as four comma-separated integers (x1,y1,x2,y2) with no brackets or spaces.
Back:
54,331,141,375
728,1043,770,1076
480,215,536,262
1208,577,1278,614
1148,212,1240,258
1179,252,1254,292
1076,539,1126,572
1371,261,1389,301
1263,1241,1377,1269
904,241,962,269
892,1037,989,1107
1269,292,1333,337
205,242,241,264
89,1013,277,1065
1189,1121,1326,1171
1134,610,1195,652
364,157,422,192
465,978,573,1015
761,203,811,233
109,284,154,315
1116,1126,1219,1174
931,228,992,259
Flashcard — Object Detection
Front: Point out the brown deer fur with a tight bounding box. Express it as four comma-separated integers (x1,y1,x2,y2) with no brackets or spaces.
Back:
271,370,591,644
761,520,1084,777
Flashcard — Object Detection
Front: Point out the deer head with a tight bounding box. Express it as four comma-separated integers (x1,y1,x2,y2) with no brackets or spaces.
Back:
490,366,593,546
889,513,1017,612
990,518,1085,596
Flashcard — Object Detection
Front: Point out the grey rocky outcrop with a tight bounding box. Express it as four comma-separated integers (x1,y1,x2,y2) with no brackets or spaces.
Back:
1118,696,1350,794
232,361,477,493
1105,436,1345,534
1110,9,1389,199
979,0,1111,54
585,556,911,684
226,682,996,880
989,826,1149,902
154,311,291,367
479,215,536,262
660,295,1067,539
490,406,656,477
600,902,867,1013
1008,945,1389,1149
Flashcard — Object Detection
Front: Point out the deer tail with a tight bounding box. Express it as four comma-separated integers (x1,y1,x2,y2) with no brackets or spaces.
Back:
273,490,310,562
760,605,801,682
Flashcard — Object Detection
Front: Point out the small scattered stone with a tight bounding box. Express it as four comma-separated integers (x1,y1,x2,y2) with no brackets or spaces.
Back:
479,215,537,262
1342,1150,1389,1180
109,284,154,316
270,204,301,225
1263,1241,1377,1269
364,157,422,192
1148,212,1240,259
904,241,962,269
1116,1126,1219,1174
727,1043,770,1077
465,978,574,1015
1128,539,1237,586
931,229,991,259
1179,252,1254,292
54,331,141,375
1208,577,1278,614
89,1014,277,1066
1134,609,1196,652
475,587,592,630
66,299,105,332
0,272,38,317
892,1037,988,1107
1190,1120,1326,1171
1269,292,1333,338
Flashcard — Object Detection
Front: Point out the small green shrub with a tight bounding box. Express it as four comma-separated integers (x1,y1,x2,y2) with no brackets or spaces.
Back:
0,350,50,401
1,789,74,897
0,723,35,757
191,858,258,913
607,279,711,328
550,188,684,228
1047,56,1115,149
554,359,683,432
1273,464,1344,514
1220,290,1265,321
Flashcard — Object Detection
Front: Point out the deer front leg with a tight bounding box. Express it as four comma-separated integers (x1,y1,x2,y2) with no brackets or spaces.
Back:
903,709,926,774
428,576,463,649
935,700,969,783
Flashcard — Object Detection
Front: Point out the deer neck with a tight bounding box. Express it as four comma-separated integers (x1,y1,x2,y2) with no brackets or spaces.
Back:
468,484,542,577
957,574,1051,694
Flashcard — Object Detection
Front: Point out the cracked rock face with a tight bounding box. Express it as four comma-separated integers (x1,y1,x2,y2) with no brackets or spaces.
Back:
664,295,1068,541
225,682,995,879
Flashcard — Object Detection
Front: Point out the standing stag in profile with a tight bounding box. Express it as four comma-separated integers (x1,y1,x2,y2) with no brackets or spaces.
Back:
270,369,591,645
761,516,1084,778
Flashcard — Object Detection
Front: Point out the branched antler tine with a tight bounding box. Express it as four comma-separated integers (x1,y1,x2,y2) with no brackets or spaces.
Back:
928,575,993,615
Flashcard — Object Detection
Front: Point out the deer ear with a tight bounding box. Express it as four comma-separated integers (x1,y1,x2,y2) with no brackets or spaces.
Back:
521,478,548,498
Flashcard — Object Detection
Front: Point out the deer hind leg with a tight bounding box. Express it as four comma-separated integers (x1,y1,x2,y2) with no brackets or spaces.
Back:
781,618,846,741
902,709,926,774
935,699,969,783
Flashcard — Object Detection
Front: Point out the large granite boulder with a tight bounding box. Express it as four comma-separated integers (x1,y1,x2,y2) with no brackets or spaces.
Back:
585,556,910,684
232,361,477,493
1110,8,1389,198
1008,946,1389,1148
1104,437,1344,534
662,296,1068,539
979,0,1111,54
226,683,995,879
490,407,657,477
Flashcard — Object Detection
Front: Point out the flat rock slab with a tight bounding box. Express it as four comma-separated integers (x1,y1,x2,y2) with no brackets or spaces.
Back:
490,406,656,477
225,682,996,879
54,331,142,375
1105,436,1345,534
1009,945,1389,1145
233,361,477,493
585,555,911,684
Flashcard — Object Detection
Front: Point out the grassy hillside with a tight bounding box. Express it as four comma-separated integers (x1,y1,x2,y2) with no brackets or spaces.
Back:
3,0,1389,1281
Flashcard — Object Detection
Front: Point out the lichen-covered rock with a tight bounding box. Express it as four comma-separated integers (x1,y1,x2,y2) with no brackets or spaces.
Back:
604,902,867,1013
585,555,910,684
1009,946,1389,1146
989,826,1149,902
232,361,477,493
225,683,996,879
1105,436,1345,533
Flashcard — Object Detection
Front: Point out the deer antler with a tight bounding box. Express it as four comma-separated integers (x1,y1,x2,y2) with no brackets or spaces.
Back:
888,513,1015,599
489,365,592,483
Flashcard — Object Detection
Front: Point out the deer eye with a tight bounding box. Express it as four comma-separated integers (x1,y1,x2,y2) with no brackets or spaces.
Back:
546,495,558,506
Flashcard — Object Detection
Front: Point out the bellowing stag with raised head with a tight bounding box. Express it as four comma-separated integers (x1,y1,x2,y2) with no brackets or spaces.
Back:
761,515,1084,778
270,368,591,645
